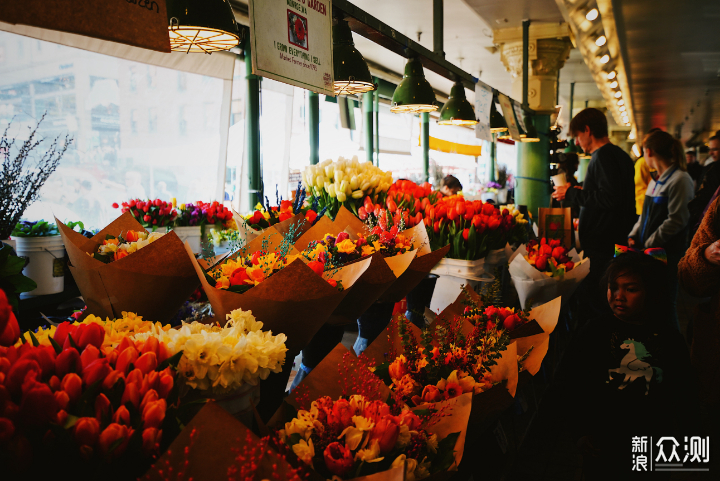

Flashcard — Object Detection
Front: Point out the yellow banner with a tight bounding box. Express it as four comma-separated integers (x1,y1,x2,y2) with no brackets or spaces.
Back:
418,134,483,156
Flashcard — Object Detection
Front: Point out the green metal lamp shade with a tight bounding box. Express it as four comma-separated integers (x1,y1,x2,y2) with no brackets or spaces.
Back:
564,138,583,154
333,18,376,95
391,57,438,114
167,0,240,53
438,81,477,125
489,101,508,133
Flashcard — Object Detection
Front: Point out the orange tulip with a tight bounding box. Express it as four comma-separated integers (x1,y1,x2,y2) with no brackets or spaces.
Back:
141,399,166,430
98,423,132,459
121,382,140,409
141,427,162,456
113,405,131,425
74,417,100,447
54,390,70,410
134,352,157,375
115,346,138,375
61,373,83,403
95,393,112,421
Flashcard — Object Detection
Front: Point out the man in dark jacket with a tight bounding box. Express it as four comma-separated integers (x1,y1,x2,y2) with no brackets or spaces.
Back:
689,135,720,235
552,108,636,317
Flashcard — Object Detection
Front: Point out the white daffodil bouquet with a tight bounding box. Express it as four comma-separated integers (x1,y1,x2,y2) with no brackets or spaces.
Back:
134,308,287,394
302,156,393,219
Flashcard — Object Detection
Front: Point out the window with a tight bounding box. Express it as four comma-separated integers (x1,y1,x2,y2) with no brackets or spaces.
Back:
0,30,227,230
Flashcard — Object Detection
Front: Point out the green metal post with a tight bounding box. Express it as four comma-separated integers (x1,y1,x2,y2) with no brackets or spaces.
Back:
363,91,374,163
374,79,380,165
309,91,319,165
522,19,530,110
245,42,261,208
489,133,497,182
433,0,444,57
422,112,430,182
516,114,551,219
569,82,575,120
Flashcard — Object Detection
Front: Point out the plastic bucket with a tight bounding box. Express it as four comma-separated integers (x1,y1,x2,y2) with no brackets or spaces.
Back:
15,236,66,296
172,224,217,255
430,258,494,313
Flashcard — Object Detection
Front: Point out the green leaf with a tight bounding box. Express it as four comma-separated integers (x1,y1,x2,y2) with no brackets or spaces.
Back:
67,333,79,350
156,350,184,372
226,284,253,294
288,432,302,447
6,273,37,293
92,253,112,264
372,362,392,385
28,330,40,347
105,234,116,240
0,255,26,277
203,273,217,287
431,432,461,472
49,336,62,355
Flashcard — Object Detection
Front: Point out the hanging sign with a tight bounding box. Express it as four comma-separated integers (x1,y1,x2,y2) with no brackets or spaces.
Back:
248,0,334,96
498,93,521,141
0,0,171,52
474,83,493,142
513,101,527,133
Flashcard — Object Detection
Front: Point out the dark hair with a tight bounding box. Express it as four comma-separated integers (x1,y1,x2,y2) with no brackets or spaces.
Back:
601,254,672,326
442,175,462,191
686,150,696,156
710,135,719,143
643,130,687,171
569,108,608,139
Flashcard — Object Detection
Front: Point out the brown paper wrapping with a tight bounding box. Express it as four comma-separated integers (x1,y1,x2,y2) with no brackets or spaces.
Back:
511,296,560,375
272,212,312,241
413,392,473,469
333,205,370,235
327,252,416,326
1,0,171,53
143,402,304,481
189,245,369,356
294,215,336,251
361,318,423,368
379,244,450,304
57,213,199,323
286,343,391,411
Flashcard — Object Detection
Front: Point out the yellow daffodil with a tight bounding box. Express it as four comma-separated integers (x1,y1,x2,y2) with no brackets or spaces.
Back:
355,439,384,463
292,439,315,467
335,239,358,254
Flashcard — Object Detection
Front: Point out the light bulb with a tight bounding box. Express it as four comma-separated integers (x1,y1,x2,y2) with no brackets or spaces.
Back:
610,81,618,88
586,8,599,21
595,36,607,46
618,99,625,106
619,106,626,112
614,91,622,98
599,54,610,64
607,71,617,80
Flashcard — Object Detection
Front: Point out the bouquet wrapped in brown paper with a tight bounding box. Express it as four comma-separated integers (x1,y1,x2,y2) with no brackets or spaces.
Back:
365,308,517,425
187,226,371,356
56,213,199,323
272,343,471,481
143,402,309,481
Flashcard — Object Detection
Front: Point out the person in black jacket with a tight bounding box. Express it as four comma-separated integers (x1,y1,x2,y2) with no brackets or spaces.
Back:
562,253,699,480
689,135,720,235
552,108,636,317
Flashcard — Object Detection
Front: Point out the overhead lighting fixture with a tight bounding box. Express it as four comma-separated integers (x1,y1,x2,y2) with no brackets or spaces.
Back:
167,0,240,53
599,54,610,64
586,8,599,21
614,91,622,98
391,57,438,114
332,17,376,95
619,105,626,112
632,143,641,157
617,99,625,106
607,71,617,80
595,35,607,46
609,81,618,89
438,80,478,125
490,101,508,133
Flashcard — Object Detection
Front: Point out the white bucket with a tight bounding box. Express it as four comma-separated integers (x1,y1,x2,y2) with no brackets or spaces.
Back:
171,224,218,255
483,248,509,275
15,236,66,296
430,258,494,313
213,241,232,256
1,238,16,251
196,383,260,427
481,192,498,203
497,188,508,204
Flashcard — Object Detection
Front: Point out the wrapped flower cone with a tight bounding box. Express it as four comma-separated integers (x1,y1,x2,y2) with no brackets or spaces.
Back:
333,205,369,235
56,213,199,323
272,212,312,241
293,214,336,251
379,221,451,304
187,241,371,356
143,402,310,481
508,245,590,309
276,342,472,481
513,296,560,376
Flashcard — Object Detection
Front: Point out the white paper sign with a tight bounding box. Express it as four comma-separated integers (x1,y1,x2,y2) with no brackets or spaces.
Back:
513,101,527,133
474,83,492,142
249,0,334,96
498,93,521,141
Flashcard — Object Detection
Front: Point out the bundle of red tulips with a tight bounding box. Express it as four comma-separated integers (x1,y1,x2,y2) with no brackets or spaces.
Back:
113,199,177,228
0,319,178,476
426,196,527,260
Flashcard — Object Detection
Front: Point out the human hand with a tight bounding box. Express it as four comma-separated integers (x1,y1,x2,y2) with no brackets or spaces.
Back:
704,239,720,266
552,184,570,201
628,238,636,247
577,436,601,457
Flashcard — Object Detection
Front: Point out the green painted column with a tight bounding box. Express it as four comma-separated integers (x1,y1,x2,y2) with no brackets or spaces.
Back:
363,91,374,163
245,42,261,208
309,91,319,165
515,114,551,219
422,112,430,182
373,80,380,166
578,156,590,183
489,133,497,182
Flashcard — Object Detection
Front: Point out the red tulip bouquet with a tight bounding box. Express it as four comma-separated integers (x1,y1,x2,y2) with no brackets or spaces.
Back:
426,196,527,261
508,237,590,309
0,319,180,478
113,199,177,229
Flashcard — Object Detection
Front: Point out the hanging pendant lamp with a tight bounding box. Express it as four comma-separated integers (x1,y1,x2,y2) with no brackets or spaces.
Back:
438,81,477,125
564,138,582,154
490,101,508,133
391,57,438,114
167,0,240,53
333,17,376,95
